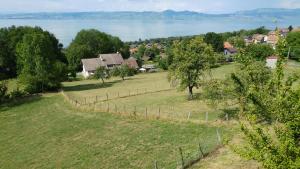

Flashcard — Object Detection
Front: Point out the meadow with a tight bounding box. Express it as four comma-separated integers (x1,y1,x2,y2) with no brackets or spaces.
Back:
1,61,299,169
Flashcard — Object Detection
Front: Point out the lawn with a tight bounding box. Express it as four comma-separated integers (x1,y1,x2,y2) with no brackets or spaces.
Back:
0,94,229,169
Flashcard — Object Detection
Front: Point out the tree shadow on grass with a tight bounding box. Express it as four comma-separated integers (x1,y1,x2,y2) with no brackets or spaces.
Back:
0,94,42,112
63,80,123,92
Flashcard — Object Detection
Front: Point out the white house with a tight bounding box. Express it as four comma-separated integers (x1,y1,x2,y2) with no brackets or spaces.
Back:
266,56,278,69
81,53,124,78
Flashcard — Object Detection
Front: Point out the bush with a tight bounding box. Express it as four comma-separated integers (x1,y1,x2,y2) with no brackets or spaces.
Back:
0,81,8,103
10,88,27,99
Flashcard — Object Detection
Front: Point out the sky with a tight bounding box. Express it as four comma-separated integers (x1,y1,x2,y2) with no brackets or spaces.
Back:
1,0,300,13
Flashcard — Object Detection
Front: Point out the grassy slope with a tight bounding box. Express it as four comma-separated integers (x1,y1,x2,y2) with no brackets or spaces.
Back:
0,94,228,169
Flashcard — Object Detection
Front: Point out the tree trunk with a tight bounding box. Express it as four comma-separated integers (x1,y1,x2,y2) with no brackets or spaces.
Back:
188,86,193,100
101,78,104,84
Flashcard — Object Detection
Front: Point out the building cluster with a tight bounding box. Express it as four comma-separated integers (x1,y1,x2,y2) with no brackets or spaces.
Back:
244,28,289,49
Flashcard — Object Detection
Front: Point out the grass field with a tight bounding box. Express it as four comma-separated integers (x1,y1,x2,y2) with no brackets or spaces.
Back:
0,94,229,169
62,64,238,122
1,61,299,169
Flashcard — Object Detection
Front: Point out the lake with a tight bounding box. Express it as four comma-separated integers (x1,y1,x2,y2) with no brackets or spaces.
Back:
0,17,299,47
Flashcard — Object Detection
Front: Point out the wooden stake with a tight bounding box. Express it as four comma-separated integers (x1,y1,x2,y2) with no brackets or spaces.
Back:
179,147,184,168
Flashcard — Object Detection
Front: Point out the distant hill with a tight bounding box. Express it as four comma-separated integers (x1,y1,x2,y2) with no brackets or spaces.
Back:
1,8,300,20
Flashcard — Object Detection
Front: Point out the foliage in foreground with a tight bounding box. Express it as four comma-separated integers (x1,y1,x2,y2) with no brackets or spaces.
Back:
204,43,300,168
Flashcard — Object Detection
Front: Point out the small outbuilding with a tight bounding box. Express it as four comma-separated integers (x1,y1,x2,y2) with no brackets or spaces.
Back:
266,56,278,69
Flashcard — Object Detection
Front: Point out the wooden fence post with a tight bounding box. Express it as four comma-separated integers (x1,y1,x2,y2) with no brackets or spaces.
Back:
154,160,158,169
216,128,221,145
226,113,229,121
134,106,137,116
145,107,148,118
179,147,184,168
198,143,204,157
107,103,110,112
158,107,161,118
188,112,191,120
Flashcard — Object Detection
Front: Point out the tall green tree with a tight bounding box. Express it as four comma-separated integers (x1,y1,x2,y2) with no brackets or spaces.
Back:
204,32,224,52
0,26,66,80
16,33,67,93
286,32,300,61
244,44,275,60
168,37,215,99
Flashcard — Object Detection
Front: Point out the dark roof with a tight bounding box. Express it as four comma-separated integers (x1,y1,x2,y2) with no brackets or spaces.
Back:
99,53,124,65
123,57,139,69
82,53,124,72
81,58,105,71
227,47,237,53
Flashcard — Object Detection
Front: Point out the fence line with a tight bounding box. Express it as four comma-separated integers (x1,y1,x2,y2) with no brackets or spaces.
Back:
68,87,175,105
62,90,230,124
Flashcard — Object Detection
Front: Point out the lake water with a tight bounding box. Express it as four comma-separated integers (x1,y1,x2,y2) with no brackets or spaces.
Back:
0,17,299,47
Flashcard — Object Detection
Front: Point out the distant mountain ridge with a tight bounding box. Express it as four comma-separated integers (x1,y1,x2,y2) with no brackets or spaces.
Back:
0,8,300,20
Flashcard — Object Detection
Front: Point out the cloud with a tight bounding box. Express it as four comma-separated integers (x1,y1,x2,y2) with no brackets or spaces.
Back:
0,0,300,13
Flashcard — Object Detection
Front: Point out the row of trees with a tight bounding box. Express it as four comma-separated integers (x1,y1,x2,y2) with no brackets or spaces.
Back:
0,26,67,93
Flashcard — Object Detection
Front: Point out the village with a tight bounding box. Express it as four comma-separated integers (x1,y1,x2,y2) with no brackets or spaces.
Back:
81,27,300,78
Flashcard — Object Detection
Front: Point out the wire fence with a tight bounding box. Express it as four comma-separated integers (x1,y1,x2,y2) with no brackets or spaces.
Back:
67,87,174,105
62,90,230,123
153,128,223,169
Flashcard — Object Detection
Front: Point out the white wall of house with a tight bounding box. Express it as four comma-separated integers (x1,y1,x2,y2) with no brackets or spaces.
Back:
266,58,278,69
82,65,90,78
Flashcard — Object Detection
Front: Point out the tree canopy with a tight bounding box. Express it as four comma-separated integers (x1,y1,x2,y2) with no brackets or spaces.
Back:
286,31,300,61
0,26,65,80
244,44,275,60
204,32,224,52
168,37,215,99
16,32,67,93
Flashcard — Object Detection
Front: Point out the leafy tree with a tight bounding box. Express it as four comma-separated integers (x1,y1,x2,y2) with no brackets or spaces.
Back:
0,26,66,80
204,32,224,52
94,66,110,84
156,56,168,70
235,60,300,169
16,32,67,93
245,44,274,60
66,43,93,77
118,65,134,80
288,25,293,32
168,37,214,99
205,40,299,168
286,32,300,61
227,36,246,48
